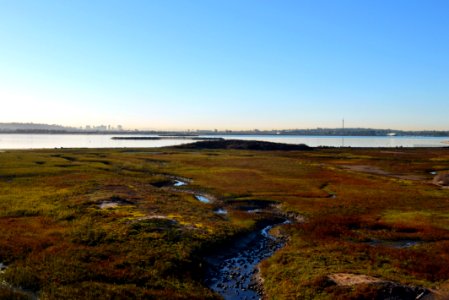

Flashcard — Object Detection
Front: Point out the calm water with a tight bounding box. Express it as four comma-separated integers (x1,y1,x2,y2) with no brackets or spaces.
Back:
208,135,449,148
0,134,448,149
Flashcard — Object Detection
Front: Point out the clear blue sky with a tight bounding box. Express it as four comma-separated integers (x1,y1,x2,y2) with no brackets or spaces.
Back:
0,0,448,130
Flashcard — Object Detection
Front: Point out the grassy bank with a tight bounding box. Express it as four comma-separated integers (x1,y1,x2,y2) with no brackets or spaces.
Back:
0,146,449,299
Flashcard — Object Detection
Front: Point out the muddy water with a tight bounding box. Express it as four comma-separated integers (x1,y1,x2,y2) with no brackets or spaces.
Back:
205,220,289,300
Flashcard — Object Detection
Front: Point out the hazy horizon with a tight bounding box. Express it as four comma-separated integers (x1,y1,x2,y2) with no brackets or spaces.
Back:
1,1,448,131
1,121,449,133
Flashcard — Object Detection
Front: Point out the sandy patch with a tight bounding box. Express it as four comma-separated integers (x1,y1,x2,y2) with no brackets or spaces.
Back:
328,273,384,286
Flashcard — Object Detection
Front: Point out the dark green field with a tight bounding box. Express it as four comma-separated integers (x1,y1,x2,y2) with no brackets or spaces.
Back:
1,145,449,299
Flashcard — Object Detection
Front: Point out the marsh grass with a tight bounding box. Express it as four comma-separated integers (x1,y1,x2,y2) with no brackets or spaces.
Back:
0,148,448,298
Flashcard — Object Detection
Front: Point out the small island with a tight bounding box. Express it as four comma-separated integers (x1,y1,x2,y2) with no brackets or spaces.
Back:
111,136,224,141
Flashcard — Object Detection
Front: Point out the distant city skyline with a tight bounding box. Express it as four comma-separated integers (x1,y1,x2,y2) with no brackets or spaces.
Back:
1,1,448,130
2,122,449,136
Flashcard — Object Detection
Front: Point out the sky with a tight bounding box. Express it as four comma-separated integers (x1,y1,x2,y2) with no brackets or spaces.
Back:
0,0,448,131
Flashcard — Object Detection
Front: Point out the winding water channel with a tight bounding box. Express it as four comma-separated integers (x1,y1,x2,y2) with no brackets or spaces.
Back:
204,220,289,300
167,177,291,299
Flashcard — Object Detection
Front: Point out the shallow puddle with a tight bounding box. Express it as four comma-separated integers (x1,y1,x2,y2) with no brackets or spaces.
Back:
246,209,262,214
195,195,211,203
214,208,227,215
173,180,187,187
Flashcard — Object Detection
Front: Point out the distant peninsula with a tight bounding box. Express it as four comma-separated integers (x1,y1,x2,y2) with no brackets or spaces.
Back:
0,122,448,137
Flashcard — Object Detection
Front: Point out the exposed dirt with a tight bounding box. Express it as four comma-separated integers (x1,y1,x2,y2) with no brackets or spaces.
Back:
98,196,134,209
328,273,384,286
135,215,172,221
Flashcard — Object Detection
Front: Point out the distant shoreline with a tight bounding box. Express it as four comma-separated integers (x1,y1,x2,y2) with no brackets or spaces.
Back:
1,123,449,137
0,131,448,138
